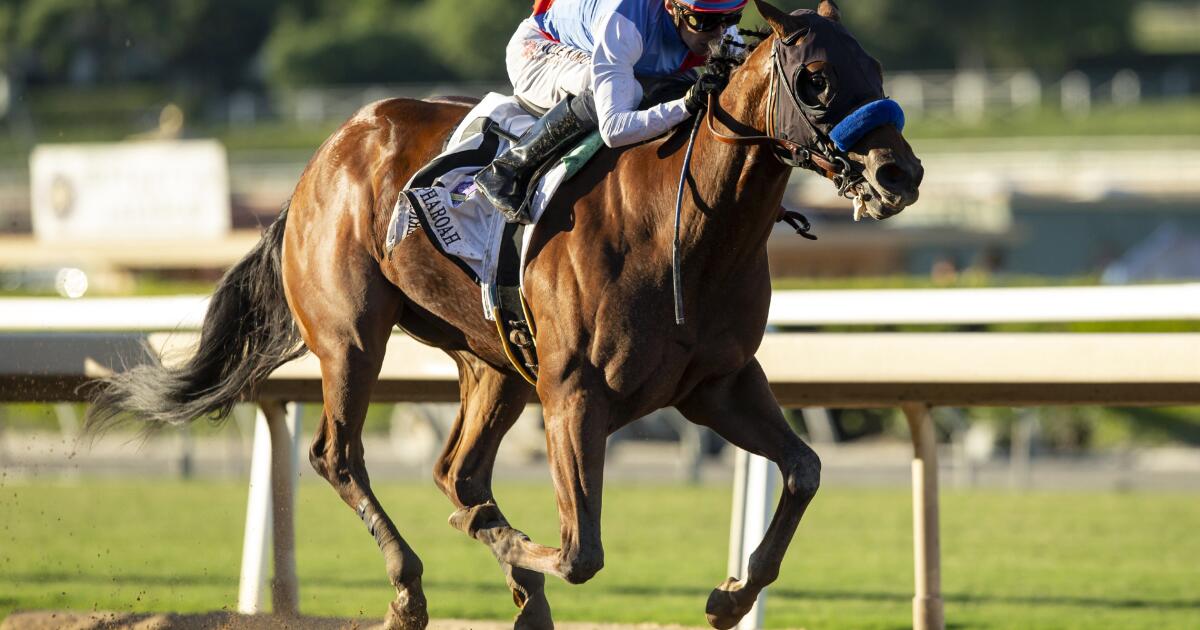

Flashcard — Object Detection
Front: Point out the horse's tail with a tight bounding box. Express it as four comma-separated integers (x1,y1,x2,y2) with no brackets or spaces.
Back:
86,206,307,433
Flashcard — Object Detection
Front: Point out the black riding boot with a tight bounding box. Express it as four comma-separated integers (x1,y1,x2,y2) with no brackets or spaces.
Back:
475,95,594,224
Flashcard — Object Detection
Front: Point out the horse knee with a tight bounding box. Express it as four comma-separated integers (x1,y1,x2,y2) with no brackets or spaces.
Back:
559,544,604,584
784,449,821,501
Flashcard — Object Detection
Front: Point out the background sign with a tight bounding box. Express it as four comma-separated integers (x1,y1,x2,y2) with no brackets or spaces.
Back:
30,140,231,242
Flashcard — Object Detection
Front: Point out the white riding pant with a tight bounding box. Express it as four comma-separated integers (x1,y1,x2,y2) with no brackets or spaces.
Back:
505,19,593,113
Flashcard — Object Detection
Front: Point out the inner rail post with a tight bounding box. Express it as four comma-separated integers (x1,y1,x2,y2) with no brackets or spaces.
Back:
237,400,301,616
264,400,301,616
902,403,945,630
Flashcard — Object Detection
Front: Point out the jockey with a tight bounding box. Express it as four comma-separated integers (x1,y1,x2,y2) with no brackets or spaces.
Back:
475,0,747,223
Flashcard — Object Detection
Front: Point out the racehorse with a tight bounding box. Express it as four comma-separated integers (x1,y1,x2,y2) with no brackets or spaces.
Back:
88,2,922,629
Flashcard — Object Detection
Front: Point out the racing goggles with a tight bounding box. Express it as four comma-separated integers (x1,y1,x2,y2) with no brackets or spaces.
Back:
671,1,743,32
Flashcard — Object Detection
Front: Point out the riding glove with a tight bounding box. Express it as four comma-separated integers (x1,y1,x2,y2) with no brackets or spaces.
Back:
684,71,729,114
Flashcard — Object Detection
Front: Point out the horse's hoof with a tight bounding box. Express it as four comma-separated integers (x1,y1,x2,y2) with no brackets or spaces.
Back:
448,502,505,537
382,588,429,630
705,577,753,630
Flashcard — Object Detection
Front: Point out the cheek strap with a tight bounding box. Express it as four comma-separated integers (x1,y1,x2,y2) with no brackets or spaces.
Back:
829,98,905,152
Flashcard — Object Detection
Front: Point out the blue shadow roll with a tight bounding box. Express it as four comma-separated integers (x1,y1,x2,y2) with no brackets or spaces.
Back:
829,99,906,152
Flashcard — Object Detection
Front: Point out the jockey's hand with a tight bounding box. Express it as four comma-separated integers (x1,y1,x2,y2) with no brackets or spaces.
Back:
685,71,728,115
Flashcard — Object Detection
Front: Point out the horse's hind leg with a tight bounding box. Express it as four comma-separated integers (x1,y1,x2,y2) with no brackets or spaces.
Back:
289,267,427,629
434,353,553,629
676,359,822,630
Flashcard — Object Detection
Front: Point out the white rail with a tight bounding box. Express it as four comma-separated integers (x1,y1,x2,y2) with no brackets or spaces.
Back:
3,282,1198,332
768,283,1200,325
0,296,210,331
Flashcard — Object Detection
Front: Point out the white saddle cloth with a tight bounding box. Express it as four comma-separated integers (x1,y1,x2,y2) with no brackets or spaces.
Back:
387,93,580,321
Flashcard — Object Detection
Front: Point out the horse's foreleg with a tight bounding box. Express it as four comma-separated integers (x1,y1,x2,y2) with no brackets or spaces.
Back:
455,388,611,586
541,391,610,584
434,354,553,630
677,359,821,630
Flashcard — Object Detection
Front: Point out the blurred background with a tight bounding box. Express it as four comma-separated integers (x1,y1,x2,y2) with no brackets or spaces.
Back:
1,1,1198,628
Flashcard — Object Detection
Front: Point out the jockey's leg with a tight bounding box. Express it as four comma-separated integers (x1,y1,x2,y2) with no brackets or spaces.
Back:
505,19,592,113
477,20,597,223
475,93,597,224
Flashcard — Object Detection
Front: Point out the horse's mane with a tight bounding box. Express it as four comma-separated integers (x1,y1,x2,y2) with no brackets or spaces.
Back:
685,26,771,120
698,27,771,82
738,27,772,52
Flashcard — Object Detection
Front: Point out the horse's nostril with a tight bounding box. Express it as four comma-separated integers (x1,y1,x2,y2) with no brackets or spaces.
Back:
876,163,909,192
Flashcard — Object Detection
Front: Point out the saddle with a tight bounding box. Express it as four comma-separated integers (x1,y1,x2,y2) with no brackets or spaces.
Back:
386,94,605,385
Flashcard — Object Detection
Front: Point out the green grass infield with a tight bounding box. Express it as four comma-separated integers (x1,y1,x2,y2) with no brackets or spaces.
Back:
1,480,1196,629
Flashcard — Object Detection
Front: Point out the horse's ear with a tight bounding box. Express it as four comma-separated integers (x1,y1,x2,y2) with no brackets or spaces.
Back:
752,0,791,37
818,0,841,22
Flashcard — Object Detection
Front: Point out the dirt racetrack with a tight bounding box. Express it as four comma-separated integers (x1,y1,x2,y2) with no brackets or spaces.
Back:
1,612,712,630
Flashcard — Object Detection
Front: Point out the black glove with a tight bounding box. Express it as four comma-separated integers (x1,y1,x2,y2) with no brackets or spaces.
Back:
684,71,728,114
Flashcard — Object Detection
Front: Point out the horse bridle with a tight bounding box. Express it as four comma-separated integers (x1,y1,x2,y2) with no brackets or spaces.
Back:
705,32,867,199
671,29,882,326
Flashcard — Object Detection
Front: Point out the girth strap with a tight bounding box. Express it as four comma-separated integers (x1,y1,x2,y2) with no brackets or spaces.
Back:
491,222,539,386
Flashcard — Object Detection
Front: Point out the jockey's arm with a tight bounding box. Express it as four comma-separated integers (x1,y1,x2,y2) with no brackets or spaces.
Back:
591,13,692,148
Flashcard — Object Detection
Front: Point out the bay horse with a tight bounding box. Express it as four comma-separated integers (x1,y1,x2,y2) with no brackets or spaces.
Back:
88,1,922,628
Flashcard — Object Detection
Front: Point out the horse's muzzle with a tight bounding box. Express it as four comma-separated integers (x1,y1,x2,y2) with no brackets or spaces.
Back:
862,151,923,219
845,123,924,220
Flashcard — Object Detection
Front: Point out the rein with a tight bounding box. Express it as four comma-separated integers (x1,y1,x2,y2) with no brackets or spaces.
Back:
704,37,867,199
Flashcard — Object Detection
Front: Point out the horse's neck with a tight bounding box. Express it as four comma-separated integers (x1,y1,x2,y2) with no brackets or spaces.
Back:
678,62,790,271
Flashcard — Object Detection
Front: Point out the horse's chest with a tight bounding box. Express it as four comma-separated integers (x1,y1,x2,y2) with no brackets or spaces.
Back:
688,327,762,376
591,324,761,413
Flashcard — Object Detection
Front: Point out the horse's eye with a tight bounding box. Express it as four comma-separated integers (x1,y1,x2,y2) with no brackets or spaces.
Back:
796,70,828,108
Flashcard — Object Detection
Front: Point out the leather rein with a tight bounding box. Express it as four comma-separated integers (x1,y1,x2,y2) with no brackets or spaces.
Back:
704,36,867,199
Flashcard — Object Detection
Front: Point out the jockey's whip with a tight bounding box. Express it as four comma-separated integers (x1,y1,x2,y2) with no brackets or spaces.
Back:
673,109,704,326
674,36,743,326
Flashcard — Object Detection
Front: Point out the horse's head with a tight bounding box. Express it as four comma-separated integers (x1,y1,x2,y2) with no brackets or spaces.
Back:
748,0,923,220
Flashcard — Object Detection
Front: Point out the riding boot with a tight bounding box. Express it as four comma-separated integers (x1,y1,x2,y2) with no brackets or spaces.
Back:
475,96,594,224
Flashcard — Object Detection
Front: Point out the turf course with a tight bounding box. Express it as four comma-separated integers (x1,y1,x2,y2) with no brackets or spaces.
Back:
1,480,1196,629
